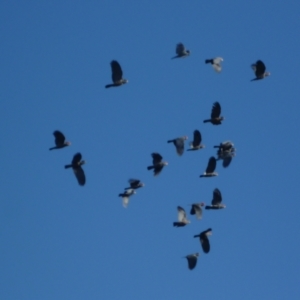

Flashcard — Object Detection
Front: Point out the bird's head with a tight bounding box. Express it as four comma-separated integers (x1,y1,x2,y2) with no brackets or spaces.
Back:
163,161,168,166
80,160,86,166
183,136,188,140
123,79,129,84
200,202,205,207
186,50,191,55
265,72,271,77
65,141,71,146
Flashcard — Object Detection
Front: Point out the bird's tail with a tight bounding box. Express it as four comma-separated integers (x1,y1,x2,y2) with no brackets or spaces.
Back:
64,164,72,169
203,119,210,123
167,140,174,143
49,147,56,150
105,84,114,88
171,56,178,59
205,206,212,210
193,234,200,238
173,222,180,227
205,59,213,64
147,166,154,170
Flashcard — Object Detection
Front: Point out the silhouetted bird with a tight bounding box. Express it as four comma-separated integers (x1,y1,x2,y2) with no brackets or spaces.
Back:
205,188,226,210
185,253,199,270
119,188,136,208
187,130,205,151
105,60,128,88
147,153,168,176
190,203,204,219
203,102,224,125
173,206,190,227
194,228,212,253
172,43,190,59
205,57,223,72
167,136,188,156
125,179,145,190
65,153,86,186
251,60,270,81
200,157,218,178
49,130,70,150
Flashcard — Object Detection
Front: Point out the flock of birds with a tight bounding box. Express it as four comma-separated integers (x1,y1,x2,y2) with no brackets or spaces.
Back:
49,42,270,271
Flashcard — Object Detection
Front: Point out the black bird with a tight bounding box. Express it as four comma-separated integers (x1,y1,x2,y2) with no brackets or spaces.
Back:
173,206,190,227
187,130,205,151
200,157,218,178
125,179,145,190
167,136,188,156
105,60,128,88
65,153,86,186
172,43,190,59
205,57,223,72
190,203,204,219
194,228,212,253
185,253,199,270
119,188,136,208
203,102,224,125
251,60,270,81
205,188,226,210
49,130,71,150
147,153,168,176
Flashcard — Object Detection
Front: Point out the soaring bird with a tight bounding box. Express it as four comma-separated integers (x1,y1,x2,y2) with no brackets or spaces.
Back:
172,43,190,59
251,60,270,81
173,206,190,227
167,136,188,156
205,57,223,72
119,188,136,208
125,179,145,190
203,102,224,125
190,203,204,219
105,60,128,88
49,130,71,150
64,153,86,186
200,157,218,178
147,153,168,176
194,228,212,253
187,130,205,151
216,146,236,168
205,188,226,210
185,253,199,270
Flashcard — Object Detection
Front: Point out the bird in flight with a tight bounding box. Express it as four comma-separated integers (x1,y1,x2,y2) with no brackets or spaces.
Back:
205,57,223,72
49,130,71,150
251,60,270,81
194,228,212,253
167,136,188,156
147,153,168,176
172,43,190,59
205,188,226,210
200,157,218,178
203,102,224,125
119,189,136,208
64,153,86,186
187,130,205,151
125,179,145,190
173,206,191,227
184,253,199,270
105,60,128,88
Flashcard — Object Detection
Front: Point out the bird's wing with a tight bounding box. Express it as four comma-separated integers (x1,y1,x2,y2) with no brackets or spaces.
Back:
153,165,163,176
174,138,185,155
194,205,203,219
222,156,232,168
110,60,123,83
212,57,223,72
73,166,86,186
211,102,221,118
176,43,185,55
152,153,163,164
206,157,216,173
186,255,198,270
193,130,201,147
212,188,222,205
122,196,129,208
72,153,82,164
177,206,187,222
53,130,65,145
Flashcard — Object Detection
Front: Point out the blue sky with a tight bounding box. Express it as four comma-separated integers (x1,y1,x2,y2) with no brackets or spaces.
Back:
1,1,300,299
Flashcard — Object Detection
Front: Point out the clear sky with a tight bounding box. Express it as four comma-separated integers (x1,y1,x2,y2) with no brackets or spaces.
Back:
1,1,300,299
